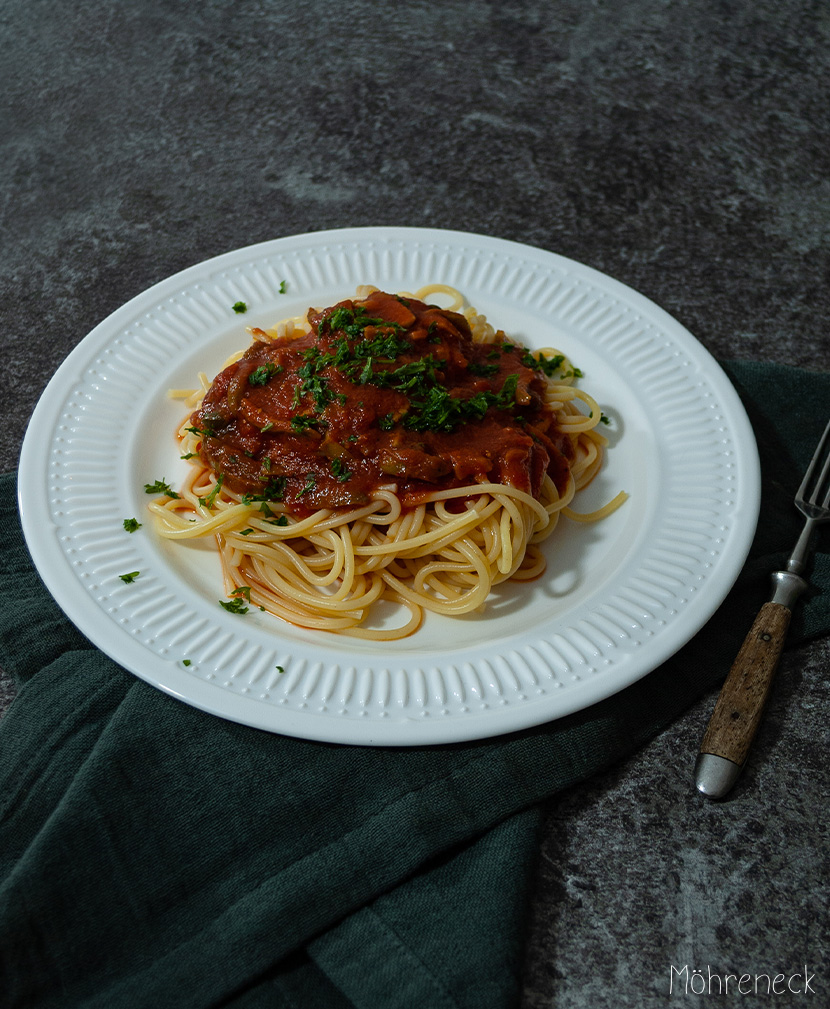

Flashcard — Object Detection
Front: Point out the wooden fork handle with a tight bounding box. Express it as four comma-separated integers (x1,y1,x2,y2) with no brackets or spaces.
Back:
695,602,792,797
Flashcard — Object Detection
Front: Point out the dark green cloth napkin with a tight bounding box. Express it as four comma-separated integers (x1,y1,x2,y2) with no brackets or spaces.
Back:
1,361,828,1009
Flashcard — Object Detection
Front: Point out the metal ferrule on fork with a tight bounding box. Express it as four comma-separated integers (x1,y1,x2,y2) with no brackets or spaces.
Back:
769,569,808,609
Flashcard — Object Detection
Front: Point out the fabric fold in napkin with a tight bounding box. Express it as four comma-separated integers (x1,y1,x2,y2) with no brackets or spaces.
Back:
1,360,828,1009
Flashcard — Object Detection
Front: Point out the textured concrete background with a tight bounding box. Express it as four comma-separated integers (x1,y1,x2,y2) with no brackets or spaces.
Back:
1,1,829,1006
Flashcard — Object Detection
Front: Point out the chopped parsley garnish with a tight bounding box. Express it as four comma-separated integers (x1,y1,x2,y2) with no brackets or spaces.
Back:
219,597,249,615
467,361,500,377
297,312,533,434
297,472,317,497
185,424,217,439
248,362,283,386
144,478,179,499
182,659,192,666
219,586,253,614
319,305,400,339
279,280,287,294
330,458,352,482
262,477,288,501
119,571,140,583
239,528,254,535
265,514,289,526
291,414,327,434
600,413,610,425
123,518,142,533
366,354,442,393
288,327,416,422
520,350,565,375
241,477,287,504
180,452,196,460
292,360,342,410
350,331,412,361
232,301,248,314
400,374,519,433
198,474,224,509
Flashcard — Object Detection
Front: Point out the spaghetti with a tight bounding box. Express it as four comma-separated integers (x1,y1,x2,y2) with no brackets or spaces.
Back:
149,285,626,639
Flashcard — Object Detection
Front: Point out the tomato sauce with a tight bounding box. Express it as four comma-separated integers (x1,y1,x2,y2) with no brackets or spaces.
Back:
191,291,574,513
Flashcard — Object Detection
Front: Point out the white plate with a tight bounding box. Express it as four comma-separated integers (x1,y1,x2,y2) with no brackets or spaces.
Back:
18,228,760,745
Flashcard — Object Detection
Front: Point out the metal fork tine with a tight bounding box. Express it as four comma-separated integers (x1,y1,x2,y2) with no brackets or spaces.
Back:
816,441,830,509
797,419,830,514
820,457,830,510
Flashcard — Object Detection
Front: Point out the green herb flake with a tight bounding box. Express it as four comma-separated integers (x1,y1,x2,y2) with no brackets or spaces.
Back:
279,280,287,294
291,414,326,434
230,586,252,602
185,423,217,438
123,518,142,533
144,478,180,498
232,301,248,314
182,659,192,667
219,597,249,615
298,472,317,497
359,357,374,384
248,362,283,386
275,665,285,673
241,477,287,504
119,571,140,583
467,361,500,378
239,528,254,535
330,458,352,482
520,350,566,376
400,373,519,434
198,474,224,509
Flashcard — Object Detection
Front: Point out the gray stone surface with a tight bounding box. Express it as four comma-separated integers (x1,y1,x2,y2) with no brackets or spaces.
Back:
1,1,828,1005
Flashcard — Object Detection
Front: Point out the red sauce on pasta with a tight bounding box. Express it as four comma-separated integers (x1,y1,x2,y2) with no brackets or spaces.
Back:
191,291,574,513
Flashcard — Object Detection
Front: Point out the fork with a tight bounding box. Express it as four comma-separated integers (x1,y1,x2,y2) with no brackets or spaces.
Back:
695,418,830,799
